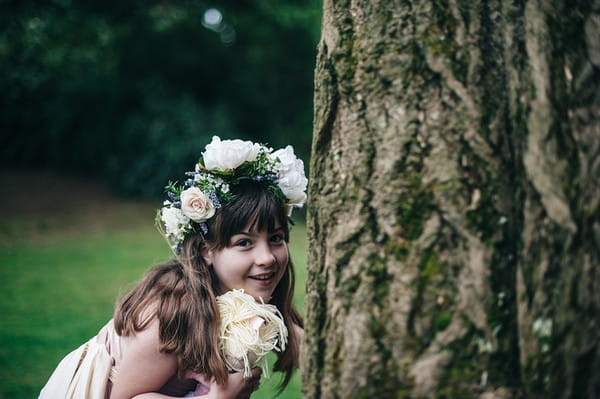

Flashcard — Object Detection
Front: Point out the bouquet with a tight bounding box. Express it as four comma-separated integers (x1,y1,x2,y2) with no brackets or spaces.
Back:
217,289,288,378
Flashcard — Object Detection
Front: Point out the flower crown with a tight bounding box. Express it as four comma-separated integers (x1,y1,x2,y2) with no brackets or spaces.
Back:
158,136,308,253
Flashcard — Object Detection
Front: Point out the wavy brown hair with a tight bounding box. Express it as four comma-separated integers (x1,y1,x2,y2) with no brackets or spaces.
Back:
114,180,303,388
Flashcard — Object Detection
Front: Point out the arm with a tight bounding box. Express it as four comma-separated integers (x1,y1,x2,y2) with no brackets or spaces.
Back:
109,318,261,399
109,319,179,399
188,369,262,399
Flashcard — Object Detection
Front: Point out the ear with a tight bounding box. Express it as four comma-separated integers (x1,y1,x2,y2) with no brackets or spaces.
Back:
201,247,213,266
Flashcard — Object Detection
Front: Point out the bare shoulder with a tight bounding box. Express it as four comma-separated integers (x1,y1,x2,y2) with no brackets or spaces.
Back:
122,317,166,354
109,318,178,399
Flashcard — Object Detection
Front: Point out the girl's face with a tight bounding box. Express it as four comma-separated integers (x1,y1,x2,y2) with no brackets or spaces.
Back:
205,224,289,302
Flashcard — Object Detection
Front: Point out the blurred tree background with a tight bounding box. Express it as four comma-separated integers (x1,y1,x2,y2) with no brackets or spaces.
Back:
0,0,320,197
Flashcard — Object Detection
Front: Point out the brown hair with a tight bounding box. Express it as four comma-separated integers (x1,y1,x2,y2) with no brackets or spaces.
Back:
114,180,303,388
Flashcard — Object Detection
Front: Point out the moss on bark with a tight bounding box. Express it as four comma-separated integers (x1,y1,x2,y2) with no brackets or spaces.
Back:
303,0,600,398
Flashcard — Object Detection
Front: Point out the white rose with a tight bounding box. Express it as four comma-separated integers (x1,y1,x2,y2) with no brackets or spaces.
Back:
161,207,190,241
180,187,216,222
271,146,301,173
271,146,308,206
203,136,261,171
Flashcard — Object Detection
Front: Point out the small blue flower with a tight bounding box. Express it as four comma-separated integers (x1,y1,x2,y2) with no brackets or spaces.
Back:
209,191,221,208
252,174,278,182
199,222,209,235
167,192,179,202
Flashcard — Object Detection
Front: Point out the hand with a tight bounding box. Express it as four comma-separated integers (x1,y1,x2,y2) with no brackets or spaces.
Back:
203,368,262,399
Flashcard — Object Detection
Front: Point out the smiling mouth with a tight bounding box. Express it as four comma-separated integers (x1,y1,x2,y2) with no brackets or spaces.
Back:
248,272,275,281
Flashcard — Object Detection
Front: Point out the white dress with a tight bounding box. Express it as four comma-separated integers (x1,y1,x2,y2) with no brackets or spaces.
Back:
39,319,210,398
39,320,121,399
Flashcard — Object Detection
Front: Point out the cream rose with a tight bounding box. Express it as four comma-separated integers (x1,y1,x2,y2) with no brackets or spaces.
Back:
271,146,308,206
180,187,216,222
203,136,261,171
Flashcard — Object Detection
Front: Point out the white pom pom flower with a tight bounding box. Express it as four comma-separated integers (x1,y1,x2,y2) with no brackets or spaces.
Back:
160,206,191,250
217,289,288,378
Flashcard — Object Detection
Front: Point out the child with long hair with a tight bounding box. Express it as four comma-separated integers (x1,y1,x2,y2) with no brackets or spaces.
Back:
39,136,307,399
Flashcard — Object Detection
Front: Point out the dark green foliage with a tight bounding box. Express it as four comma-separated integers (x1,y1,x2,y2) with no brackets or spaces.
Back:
0,0,320,197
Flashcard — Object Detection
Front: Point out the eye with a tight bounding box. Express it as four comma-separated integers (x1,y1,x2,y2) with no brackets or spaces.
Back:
231,237,252,248
270,234,285,244
234,238,252,248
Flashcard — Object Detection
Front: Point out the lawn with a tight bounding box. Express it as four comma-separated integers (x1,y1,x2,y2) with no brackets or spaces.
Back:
0,171,306,398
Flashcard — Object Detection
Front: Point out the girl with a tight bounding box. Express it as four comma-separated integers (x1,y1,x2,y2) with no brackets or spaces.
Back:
39,137,307,399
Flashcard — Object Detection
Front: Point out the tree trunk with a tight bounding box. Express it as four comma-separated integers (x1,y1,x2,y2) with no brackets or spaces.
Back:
302,0,600,398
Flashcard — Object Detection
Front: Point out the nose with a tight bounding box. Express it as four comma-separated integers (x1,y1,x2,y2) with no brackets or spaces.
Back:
254,241,276,267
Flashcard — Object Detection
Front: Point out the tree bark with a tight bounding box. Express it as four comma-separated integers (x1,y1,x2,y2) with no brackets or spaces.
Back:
302,0,600,398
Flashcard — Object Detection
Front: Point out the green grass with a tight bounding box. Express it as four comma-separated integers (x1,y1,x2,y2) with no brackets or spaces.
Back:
0,201,306,399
